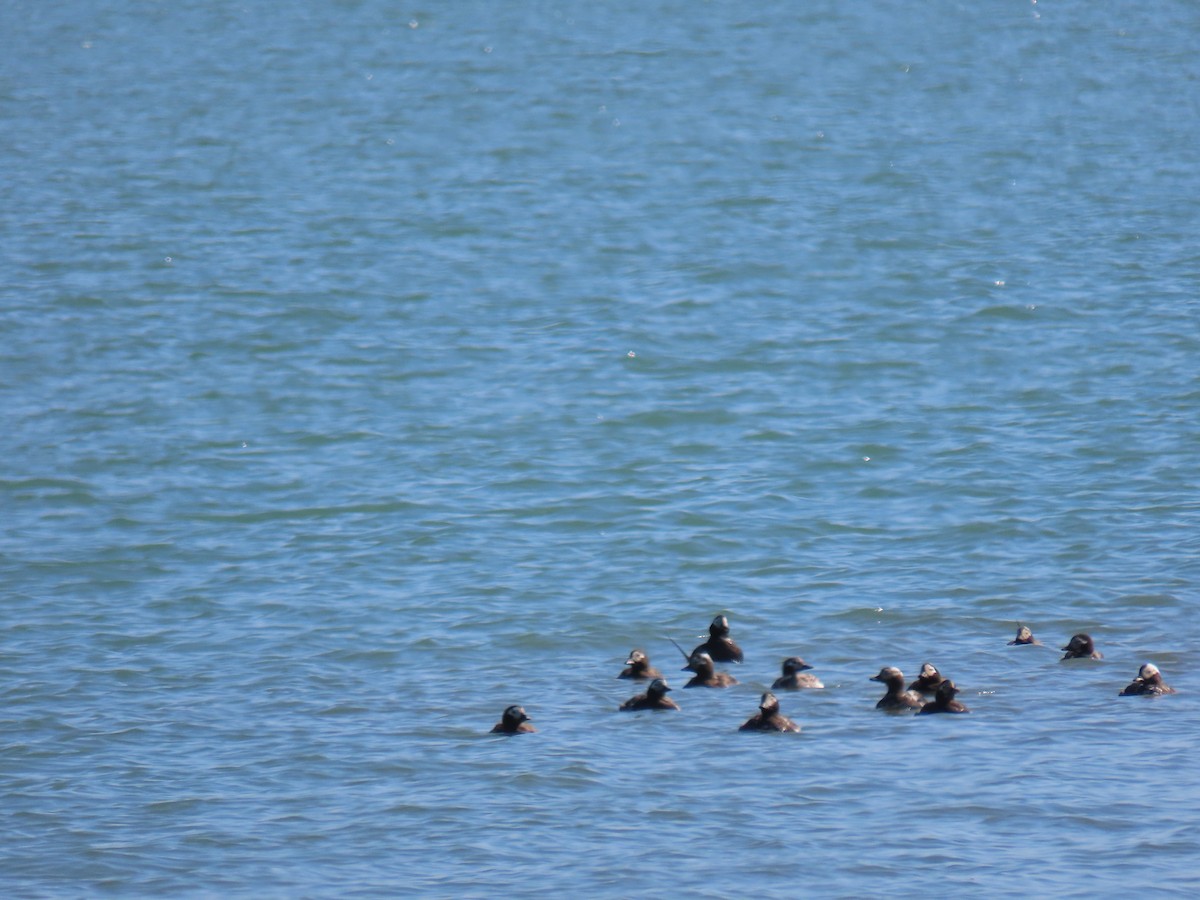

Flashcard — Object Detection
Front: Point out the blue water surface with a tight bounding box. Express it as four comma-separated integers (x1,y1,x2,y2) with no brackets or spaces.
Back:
3,1,1200,896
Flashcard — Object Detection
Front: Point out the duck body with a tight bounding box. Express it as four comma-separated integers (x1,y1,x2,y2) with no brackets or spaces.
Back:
772,657,824,690
1061,633,1103,660
491,705,536,734
1008,624,1042,646
871,667,925,711
1119,663,1176,696
682,651,738,688
620,678,681,711
618,649,662,680
917,680,970,714
739,692,801,733
691,614,744,664
908,662,946,696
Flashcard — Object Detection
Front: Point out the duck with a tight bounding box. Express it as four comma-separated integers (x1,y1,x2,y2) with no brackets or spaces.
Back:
917,680,970,714
772,656,824,690
1118,663,1176,696
618,649,662,680
908,662,946,696
619,678,681,711
682,650,738,688
491,705,536,734
1007,624,1042,646
870,667,925,711
691,614,744,664
739,692,801,732
1060,633,1102,660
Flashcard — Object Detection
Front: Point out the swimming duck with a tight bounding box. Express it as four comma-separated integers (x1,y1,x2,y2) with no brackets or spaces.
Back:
917,680,970,714
739,692,801,732
870,667,925,711
491,705,536,734
772,656,824,690
618,649,662,680
908,662,946,696
1007,624,1042,646
691,614,744,664
682,650,738,688
1061,633,1102,660
1118,663,1176,696
619,678,681,711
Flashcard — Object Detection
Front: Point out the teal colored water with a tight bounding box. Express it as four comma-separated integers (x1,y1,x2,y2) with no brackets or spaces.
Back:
3,1,1199,896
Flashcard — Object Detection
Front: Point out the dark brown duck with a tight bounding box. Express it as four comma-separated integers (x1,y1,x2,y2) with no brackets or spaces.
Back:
739,692,801,733
871,667,925,711
772,656,824,690
618,649,662,680
917,680,970,714
491,705,536,734
908,662,946,696
619,678,681,711
691,614,744,664
682,650,738,688
1061,633,1102,660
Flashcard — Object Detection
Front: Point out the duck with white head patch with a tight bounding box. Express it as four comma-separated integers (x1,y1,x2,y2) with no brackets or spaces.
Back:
682,650,738,688
908,662,946,696
1008,624,1042,646
1119,663,1176,696
870,667,925,711
618,649,662,680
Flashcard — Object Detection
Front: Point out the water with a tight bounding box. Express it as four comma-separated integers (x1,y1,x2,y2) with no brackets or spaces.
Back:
3,0,1200,896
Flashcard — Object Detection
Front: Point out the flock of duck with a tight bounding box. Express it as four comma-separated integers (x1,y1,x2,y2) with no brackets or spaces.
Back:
490,614,1177,734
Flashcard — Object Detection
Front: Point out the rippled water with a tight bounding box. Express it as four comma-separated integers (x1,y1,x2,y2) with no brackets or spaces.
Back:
3,0,1200,896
